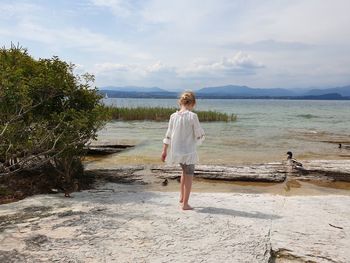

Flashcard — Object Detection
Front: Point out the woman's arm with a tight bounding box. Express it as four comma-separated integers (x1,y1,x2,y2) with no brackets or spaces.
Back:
161,116,173,161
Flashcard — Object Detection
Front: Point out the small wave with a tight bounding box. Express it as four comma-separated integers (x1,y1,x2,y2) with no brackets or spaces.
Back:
295,114,319,119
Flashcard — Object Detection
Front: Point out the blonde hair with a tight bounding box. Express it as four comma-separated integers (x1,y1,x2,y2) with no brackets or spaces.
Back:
178,91,196,106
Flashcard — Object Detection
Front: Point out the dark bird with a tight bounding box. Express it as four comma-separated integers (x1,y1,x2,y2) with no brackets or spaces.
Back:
286,151,303,168
339,143,342,149
161,179,168,186
176,176,181,183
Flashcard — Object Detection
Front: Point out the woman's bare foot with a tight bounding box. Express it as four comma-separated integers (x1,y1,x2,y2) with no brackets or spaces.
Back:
182,204,193,210
179,196,183,203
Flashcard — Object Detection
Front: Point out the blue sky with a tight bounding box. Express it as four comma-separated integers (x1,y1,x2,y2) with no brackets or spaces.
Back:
1,0,350,90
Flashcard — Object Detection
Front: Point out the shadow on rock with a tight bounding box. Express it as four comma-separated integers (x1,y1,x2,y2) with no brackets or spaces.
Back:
195,206,282,220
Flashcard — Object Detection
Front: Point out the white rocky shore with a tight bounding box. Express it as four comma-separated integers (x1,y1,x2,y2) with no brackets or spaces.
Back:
0,182,349,263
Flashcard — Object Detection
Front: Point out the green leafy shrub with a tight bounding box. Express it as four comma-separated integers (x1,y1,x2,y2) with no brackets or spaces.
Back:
0,44,109,182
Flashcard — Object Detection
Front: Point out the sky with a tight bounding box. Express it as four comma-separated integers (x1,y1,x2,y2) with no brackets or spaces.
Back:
1,0,350,91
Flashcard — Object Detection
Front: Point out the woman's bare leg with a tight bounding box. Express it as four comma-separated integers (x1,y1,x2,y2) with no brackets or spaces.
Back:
182,174,193,210
179,171,185,203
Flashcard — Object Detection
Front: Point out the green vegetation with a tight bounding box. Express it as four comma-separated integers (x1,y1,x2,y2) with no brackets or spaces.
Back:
0,44,109,182
106,106,237,122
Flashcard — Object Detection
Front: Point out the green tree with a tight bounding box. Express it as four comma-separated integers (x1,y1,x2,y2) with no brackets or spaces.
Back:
0,44,108,185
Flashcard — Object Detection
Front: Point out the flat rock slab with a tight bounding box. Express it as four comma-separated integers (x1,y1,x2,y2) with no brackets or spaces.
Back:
271,195,349,262
0,183,349,262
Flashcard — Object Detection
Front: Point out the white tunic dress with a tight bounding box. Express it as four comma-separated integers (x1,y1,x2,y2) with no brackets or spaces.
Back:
163,110,205,165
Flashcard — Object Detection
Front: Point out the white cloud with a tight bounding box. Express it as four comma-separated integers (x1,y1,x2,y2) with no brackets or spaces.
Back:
180,52,264,77
91,52,264,88
93,61,175,76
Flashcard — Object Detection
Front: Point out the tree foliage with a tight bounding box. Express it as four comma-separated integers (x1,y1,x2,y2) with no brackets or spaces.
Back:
0,44,108,181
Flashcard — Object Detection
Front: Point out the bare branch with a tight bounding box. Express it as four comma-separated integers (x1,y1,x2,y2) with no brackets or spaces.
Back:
5,143,12,157
0,128,86,176
0,147,67,176
0,123,9,137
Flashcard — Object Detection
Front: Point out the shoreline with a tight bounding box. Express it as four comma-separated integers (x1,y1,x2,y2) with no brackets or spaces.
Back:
86,160,350,195
2,159,350,205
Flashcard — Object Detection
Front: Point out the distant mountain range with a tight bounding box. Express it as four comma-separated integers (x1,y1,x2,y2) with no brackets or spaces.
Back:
304,86,350,96
197,85,297,96
102,86,166,93
101,86,174,99
99,85,350,100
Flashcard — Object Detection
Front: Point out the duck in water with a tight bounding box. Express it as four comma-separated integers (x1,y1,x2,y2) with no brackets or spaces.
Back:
286,151,303,168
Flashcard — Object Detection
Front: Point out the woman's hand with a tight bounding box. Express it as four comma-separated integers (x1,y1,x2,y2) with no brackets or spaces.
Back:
161,143,168,162
161,150,167,162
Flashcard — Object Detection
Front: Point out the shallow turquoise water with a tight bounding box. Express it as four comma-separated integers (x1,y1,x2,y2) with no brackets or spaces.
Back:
86,98,350,167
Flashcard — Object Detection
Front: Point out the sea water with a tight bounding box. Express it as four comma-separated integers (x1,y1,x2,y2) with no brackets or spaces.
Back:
86,98,350,168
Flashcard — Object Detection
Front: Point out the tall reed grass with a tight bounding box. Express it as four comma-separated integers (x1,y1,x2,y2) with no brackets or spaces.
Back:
106,106,237,122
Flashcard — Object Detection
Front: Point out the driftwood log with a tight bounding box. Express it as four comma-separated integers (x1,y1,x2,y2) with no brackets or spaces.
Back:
295,160,350,181
85,160,350,183
151,163,287,182
84,144,134,155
